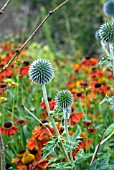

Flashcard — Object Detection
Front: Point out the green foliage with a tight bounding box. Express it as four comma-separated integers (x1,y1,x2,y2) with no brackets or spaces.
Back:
101,95,114,110
104,123,114,138
40,137,58,162
98,56,112,66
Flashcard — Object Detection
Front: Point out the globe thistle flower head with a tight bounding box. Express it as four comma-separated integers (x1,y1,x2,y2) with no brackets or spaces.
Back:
103,0,114,16
99,21,114,43
55,90,74,109
29,59,54,84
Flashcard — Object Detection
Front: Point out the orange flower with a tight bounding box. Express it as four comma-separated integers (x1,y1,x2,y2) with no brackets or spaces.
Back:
27,138,37,150
69,112,84,126
15,119,28,126
0,121,18,136
81,58,98,66
32,126,51,141
40,97,56,111
72,138,93,158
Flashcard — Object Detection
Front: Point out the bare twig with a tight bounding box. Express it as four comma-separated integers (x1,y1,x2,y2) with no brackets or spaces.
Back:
0,134,6,170
0,0,12,15
90,127,114,165
21,104,53,137
0,0,69,73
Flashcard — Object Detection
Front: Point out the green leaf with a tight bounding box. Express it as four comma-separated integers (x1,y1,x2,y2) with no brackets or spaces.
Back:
104,123,114,138
89,160,99,170
98,56,111,66
100,95,114,111
40,137,58,162
98,157,109,169
70,124,81,142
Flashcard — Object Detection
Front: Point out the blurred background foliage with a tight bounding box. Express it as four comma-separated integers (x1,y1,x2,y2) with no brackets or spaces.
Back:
0,0,106,55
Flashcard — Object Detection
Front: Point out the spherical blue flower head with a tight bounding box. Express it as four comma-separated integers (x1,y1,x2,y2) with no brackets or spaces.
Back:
99,21,114,43
103,0,114,16
55,90,74,109
29,59,54,84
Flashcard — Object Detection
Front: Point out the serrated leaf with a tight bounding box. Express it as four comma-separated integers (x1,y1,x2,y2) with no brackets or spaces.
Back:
104,123,114,138
99,157,109,169
98,56,111,66
89,160,99,170
40,137,58,162
70,124,81,142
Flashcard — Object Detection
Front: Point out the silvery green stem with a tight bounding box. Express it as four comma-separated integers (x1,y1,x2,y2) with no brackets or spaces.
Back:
109,43,114,76
112,16,114,22
0,134,6,170
63,108,76,169
41,84,71,163
101,41,110,57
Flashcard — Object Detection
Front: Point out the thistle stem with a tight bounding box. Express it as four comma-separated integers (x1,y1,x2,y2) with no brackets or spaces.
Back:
109,43,114,76
42,84,71,163
63,109,76,169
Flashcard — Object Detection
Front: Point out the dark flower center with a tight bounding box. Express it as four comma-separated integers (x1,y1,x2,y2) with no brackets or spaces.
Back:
85,56,91,60
4,122,12,128
0,83,7,88
23,61,30,66
77,93,82,97
30,149,38,155
18,149,26,154
47,97,52,101
94,83,102,88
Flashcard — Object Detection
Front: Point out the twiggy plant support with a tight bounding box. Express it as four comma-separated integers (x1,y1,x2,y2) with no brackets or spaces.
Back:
0,134,6,170
0,0,69,73
21,104,53,137
90,127,107,165
0,0,12,15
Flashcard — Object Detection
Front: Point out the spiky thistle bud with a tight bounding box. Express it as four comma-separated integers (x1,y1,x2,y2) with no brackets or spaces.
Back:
55,90,74,109
99,21,114,43
103,0,114,16
29,59,54,84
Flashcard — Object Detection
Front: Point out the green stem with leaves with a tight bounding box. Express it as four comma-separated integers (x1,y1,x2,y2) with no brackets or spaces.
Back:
42,84,71,163
63,109,76,170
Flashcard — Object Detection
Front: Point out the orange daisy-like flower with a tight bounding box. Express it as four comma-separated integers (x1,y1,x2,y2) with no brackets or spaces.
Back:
40,97,56,111
32,126,51,141
15,119,28,126
72,138,93,158
81,58,98,66
0,121,18,136
69,112,84,126
27,138,37,150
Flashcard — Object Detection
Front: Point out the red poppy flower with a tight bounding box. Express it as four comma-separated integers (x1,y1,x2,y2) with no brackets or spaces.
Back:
69,112,84,126
0,121,18,136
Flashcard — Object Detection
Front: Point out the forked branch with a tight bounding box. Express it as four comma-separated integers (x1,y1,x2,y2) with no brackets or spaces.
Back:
0,0,69,73
0,0,12,15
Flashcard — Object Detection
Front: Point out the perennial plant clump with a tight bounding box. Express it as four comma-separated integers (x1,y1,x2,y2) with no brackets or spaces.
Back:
1,0,114,170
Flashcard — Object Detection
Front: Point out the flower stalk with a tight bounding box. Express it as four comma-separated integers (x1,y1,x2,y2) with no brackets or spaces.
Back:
42,84,71,163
